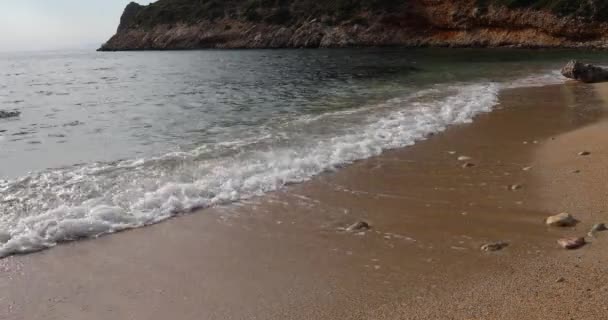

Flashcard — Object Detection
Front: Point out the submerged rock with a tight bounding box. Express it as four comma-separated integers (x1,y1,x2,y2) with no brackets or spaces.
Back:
561,60,608,83
0,110,20,119
557,237,586,250
481,241,509,252
346,221,371,232
546,212,577,227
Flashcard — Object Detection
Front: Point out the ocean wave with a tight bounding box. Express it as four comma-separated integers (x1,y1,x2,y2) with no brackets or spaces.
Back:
0,74,559,257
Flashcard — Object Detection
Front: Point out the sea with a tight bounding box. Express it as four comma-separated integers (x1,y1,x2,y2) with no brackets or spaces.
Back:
0,48,605,257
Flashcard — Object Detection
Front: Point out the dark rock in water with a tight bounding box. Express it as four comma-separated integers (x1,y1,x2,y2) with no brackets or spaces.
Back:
557,237,586,250
481,241,509,252
346,221,371,232
561,60,608,83
0,110,20,119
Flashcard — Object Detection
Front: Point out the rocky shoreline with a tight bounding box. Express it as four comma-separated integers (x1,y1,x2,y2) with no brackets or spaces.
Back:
100,1,608,51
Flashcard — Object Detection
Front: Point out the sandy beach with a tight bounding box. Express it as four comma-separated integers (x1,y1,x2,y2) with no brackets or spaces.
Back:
2,82,608,319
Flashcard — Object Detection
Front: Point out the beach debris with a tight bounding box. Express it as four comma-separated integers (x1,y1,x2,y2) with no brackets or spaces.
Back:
481,241,509,252
508,184,523,191
561,60,608,83
451,246,467,251
578,151,591,156
346,220,371,232
588,223,607,237
557,237,586,250
0,110,20,119
546,212,577,227
457,156,472,161
462,162,475,168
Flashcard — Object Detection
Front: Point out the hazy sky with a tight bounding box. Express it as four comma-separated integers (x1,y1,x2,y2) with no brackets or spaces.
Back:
0,1,155,51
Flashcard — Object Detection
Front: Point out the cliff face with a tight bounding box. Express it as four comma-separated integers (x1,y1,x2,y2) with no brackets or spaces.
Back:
99,0,608,51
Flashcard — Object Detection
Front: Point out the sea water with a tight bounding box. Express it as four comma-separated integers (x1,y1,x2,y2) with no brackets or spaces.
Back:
0,48,604,257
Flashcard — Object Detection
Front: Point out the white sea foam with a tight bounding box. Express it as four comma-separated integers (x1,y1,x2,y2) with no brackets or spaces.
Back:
0,74,562,257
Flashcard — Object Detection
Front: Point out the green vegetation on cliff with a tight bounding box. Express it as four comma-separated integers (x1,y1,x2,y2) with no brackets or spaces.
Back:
123,0,405,29
477,0,608,21
102,0,608,51
122,0,608,31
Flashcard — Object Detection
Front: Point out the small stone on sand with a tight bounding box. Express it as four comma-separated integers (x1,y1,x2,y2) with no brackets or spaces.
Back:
508,184,523,191
546,212,577,227
557,237,586,250
346,221,371,232
578,151,591,156
588,223,607,237
481,241,509,252
457,156,472,161
462,162,475,168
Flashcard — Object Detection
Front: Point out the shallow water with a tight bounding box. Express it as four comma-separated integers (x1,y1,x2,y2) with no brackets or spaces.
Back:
0,48,606,256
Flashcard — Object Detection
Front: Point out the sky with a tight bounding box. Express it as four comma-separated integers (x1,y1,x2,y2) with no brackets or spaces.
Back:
0,1,155,52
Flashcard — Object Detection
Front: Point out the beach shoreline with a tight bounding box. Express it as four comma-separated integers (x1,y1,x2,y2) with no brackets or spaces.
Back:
3,82,608,319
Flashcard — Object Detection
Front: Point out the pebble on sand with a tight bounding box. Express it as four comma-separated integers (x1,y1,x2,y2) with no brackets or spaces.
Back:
508,184,523,191
578,151,591,156
346,221,371,232
557,237,586,250
481,241,509,252
462,162,475,168
545,212,577,227
588,223,607,237
457,156,472,161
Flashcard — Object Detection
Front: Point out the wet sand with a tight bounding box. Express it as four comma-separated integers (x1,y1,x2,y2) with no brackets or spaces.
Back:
2,82,608,319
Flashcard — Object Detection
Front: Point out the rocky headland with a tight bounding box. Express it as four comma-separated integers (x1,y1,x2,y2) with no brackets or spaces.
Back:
100,0,608,51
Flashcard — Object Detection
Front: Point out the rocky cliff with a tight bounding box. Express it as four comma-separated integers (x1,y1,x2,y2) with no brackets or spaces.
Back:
99,0,608,50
